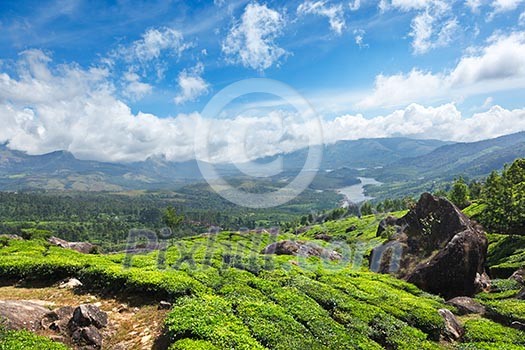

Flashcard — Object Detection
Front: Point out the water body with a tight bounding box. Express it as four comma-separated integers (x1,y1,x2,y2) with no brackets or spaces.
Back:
338,177,382,206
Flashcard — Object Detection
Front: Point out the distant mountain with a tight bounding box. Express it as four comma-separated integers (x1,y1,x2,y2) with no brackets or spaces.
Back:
0,145,205,191
0,133,522,192
373,132,525,182
249,137,452,171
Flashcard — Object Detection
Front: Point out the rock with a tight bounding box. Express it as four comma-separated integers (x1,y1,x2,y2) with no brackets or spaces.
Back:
510,268,525,285
474,272,491,293
71,325,103,349
511,321,525,330
438,309,464,341
261,240,342,260
158,301,172,310
446,297,486,315
314,233,332,242
0,300,50,331
0,234,22,240
376,216,400,237
58,278,83,289
47,236,96,254
345,225,357,233
370,193,488,299
69,304,108,329
41,306,75,333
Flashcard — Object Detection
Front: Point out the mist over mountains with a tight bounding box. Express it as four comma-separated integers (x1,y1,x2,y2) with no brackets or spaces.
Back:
1,131,523,193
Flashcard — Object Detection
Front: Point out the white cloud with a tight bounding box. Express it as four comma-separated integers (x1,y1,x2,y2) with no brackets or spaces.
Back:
465,0,483,13
174,63,209,105
491,0,524,14
298,1,346,35
390,0,433,11
519,10,525,24
382,1,458,54
324,103,525,143
125,27,187,63
1,50,524,165
358,31,525,108
122,71,152,100
410,2,458,54
353,28,367,47
349,0,361,11
222,3,287,71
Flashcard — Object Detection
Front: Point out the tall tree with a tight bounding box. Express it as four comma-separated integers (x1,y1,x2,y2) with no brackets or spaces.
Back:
449,177,470,209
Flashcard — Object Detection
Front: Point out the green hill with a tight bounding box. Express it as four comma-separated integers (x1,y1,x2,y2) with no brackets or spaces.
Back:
1,213,524,349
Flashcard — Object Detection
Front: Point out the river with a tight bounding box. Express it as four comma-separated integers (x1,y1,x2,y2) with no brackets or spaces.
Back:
337,177,382,206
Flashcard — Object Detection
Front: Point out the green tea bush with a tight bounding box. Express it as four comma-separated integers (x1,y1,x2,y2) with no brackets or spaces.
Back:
0,330,69,350
164,294,263,349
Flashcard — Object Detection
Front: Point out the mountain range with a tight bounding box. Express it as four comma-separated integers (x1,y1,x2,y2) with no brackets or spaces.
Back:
0,132,524,193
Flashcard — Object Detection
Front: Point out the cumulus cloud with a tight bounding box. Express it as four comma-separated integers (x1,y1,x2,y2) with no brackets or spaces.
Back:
297,1,346,35
358,31,525,108
491,0,524,14
122,71,152,100
383,0,458,54
122,27,187,63
324,103,525,143
1,50,524,165
222,3,287,71
174,63,209,105
520,11,525,24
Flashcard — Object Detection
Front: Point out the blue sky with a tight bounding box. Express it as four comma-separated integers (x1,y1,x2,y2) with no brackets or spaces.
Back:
1,0,525,162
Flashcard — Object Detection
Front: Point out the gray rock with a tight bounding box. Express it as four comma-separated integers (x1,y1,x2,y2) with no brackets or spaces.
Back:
71,325,103,349
261,240,342,260
446,297,486,315
158,301,172,310
58,278,83,289
70,304,108,329
439,308,464,341
371,193,488,299
41,306,75,333
0,300,50,331
47,236,96,254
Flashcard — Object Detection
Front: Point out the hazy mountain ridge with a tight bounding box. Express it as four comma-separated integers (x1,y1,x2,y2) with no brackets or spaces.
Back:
0,132,523,192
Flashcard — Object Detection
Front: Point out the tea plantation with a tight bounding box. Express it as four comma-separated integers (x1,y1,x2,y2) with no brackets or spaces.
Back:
0,213,524,349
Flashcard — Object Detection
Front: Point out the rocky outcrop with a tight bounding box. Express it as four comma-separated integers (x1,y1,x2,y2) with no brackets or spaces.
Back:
446,297,486,315
0,300,50,331
370,193,488,299
47,236,97,254
261,240,342,260
41,306,75,333
438,309,464,341
314,233,332,242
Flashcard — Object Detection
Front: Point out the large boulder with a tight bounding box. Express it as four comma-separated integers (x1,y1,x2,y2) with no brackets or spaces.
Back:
47,236,96,254
0,300,50,331
261,240,342,260
370,193,488,299
446,297,486,315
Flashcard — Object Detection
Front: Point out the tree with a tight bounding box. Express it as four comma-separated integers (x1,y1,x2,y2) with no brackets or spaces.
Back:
449,177,470,209
162,206,184,238
360,201,373,216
